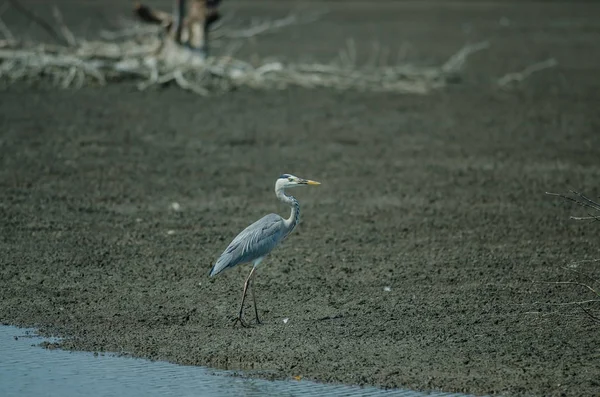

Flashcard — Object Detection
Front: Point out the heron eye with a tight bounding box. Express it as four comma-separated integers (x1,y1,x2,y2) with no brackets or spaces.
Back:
288,177,293,182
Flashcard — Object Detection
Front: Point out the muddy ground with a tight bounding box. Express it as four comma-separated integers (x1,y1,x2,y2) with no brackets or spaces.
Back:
1,1,600,396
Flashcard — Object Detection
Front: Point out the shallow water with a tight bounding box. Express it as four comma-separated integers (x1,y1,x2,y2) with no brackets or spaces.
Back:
0,325,480,397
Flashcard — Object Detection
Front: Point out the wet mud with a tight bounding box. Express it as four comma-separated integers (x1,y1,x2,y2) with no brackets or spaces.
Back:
1,1,600,396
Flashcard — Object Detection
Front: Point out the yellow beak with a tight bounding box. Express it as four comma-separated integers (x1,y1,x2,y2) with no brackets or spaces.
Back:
305,179,321,186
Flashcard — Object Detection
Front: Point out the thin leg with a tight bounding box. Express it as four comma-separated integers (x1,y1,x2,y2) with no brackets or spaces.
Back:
250,278,262,325
172,0,186,43
233,266,256,328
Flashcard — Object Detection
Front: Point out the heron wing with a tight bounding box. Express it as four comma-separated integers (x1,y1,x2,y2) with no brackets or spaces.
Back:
209,213,285,277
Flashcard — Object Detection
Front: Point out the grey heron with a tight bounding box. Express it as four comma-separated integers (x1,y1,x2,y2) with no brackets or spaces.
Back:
209,174,321,327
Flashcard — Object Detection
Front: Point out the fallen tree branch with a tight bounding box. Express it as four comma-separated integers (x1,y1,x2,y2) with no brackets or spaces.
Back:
521,299,600,306
99,24,162,41
497,58,557,87
546,190,600,222
442,41,490,73
173,69,210,96
51,6,76,47
540,281,599,298
0,48,106,85
100,9,327,43
0,4,15,43
0,8,490,96
543,190,600,324
221,10,327,39
576,303,600,323
0,39,489,94
6,0,67,46
536,281,600,323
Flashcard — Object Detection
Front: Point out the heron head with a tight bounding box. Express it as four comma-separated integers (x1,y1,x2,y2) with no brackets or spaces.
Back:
276,174,321,189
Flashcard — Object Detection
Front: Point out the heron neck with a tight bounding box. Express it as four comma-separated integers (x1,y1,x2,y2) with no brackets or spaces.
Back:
276,188,300,234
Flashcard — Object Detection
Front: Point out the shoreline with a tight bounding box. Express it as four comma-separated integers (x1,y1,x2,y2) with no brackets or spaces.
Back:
1,2,599,396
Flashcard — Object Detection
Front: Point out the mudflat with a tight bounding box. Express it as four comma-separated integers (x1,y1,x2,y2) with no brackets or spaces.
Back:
1,1,599,396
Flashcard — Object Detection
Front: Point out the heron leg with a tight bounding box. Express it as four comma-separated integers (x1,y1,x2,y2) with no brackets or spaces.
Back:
233,266,256,328
250,277,262,325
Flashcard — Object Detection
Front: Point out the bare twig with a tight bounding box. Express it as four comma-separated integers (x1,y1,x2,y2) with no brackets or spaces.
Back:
577,303,600,323
173,70,209,96
522,299,600,306
0,39,15,48
563,264,600,286
222,10,327,39
442,41,490,73
366,41,380,69
346,38,356,67
0,4,15,42
532,280,600,323
0,48,106,85
541,281,599,298
498,58,557,87
6,0,66,45
99,25,162,41
543,190,600,324
546,190,600,222
0,10,488,96
572,191,600,211
51,6,76,47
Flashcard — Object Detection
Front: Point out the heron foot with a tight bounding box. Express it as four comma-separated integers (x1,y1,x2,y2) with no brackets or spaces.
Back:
232,315,250,328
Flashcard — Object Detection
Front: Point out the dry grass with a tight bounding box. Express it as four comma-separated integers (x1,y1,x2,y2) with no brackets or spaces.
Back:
544,190,600,323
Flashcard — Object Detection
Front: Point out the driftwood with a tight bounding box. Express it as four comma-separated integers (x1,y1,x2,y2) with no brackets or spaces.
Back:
0,2,490,96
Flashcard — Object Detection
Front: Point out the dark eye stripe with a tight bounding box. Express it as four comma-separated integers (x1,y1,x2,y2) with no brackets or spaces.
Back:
279,174,291,179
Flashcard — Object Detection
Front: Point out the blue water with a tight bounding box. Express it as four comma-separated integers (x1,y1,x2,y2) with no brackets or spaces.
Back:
0,325,481,397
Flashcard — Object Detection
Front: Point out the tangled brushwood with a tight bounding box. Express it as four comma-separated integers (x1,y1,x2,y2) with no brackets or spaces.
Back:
0,3,490,96
545,190,600,323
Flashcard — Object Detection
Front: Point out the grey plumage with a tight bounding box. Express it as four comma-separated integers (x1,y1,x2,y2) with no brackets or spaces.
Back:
209,173,320,327
209,213,289,277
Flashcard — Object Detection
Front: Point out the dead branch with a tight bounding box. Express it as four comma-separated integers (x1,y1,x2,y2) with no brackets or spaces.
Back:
536,281,600,323
0,48,106,85
546,190,600,222
99,24,162,41
576,304,600,323
542,281,599,297
173,69,209,96
523,299,600,306
544,190,600,324
221,10,327,39
51,6,76,47
442,41,490,73
563,264,600,286
497,58,557,87
0,6,489,96
102,9,327,43
0,4,15,43
6,0,67,46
